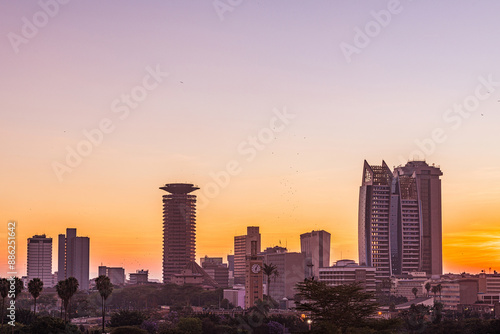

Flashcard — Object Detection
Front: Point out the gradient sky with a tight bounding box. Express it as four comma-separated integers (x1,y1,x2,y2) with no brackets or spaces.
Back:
1,1,500,280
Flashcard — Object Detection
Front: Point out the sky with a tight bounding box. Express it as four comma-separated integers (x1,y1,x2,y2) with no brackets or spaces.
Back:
1,0,500,280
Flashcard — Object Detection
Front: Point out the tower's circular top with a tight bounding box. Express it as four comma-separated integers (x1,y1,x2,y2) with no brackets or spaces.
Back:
160,183,199,194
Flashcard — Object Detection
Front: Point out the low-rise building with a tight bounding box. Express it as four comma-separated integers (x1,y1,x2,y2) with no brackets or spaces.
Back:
129,270,149,284
438,279,478,310
318,260,376,293
98,266,125,286
391,272,430,300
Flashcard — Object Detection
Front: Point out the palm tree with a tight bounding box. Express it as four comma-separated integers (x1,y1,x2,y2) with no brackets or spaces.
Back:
431,286,438,300
56,280,66,319
95,275,113,333
66,277,79,321
0,278,9,328
262,263,278,297
28,278,44,315
412,287,418,299
424,282,431,297
56,277,79,322
436,283,442,301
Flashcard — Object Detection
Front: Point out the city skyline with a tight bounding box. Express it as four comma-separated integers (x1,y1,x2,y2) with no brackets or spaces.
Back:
2,1,500,280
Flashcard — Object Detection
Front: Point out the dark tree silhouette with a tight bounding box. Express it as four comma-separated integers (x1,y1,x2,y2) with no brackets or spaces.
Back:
56,277,79,322
295,279,378,334
425,282,431,297
28,278,44,315
412,287,418,299
262,263,278,297
95,275,113,333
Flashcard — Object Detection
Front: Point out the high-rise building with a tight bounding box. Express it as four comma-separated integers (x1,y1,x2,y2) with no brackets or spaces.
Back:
27,235,53,287
358,160,393,280
245,240,263,308
98,266,125,286
160,183,199,283
234,226,261,285
300,230,331,279
393,161,443,276
358,160,443,279
58,228,90,290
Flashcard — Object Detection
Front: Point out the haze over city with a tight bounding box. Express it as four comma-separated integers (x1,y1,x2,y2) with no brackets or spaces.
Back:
2,0,500,281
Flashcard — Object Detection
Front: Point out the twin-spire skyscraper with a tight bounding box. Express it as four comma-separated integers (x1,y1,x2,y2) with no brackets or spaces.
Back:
358,160,443,280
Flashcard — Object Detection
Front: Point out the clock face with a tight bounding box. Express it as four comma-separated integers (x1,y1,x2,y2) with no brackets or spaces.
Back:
251,264,261,274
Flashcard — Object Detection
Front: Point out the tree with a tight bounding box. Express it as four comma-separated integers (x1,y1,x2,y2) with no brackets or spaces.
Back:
295,279,378,334
28,316,80,334
177,317,202,334
96,275,113,333
110,310,146,327
425,282,431,297
0,278,9,328
28,278,44,315
412,287,418,299
400,303,429,333
56,277,79,322
436,284,442,301
56,280,66,319
262,263,278,297
431,286,438,300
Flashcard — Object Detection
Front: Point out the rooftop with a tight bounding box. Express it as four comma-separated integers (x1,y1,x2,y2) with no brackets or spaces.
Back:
160,183,199,194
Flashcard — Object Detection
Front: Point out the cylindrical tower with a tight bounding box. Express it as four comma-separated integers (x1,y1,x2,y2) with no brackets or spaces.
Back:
160,183,199,283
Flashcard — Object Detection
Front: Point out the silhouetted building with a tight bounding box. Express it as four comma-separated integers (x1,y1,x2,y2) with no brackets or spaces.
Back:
98,266,125,285
160,183,199,283
319,260,376,294
200,256,223,266
129,270,148,284
58,228,89,290
358,160,443,279
393,161,443,276
234,226,261,285
262,247,305,301
27,234,53,287
245,240,263,308
300,230,330,279
172,261,219,289
227,255,234,272
201,257,229,288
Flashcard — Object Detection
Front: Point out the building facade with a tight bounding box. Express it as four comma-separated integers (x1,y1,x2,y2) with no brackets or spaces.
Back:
58,228,90,290
245,241,264,308
318,260,376,294
27,235,53,287
160,183,199,283
263,247,305,302
202,261,229,288
234,226,261,285
438,279,478,310
300,230,330,279
129,270,149,284
358,160,443,279
390,272,430,300
98,266,125,285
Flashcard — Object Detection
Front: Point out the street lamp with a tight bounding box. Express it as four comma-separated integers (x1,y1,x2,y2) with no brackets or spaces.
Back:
307,319,312,331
